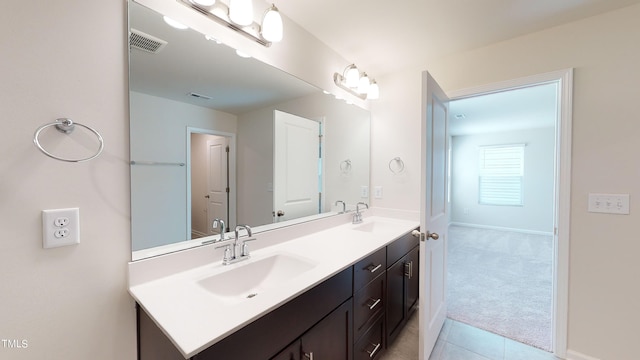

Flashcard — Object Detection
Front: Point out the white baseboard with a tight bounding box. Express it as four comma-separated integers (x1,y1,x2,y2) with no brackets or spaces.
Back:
566,350,601,360
449,222,553,236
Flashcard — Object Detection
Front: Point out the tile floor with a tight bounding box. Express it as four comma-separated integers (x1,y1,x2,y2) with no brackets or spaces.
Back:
381,312,562,360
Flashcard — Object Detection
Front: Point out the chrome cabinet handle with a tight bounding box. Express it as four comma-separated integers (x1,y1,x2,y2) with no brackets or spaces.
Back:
304,352,313,360
367,343,381,358
404,261,414,279
367,264,382,273
367,298,381,310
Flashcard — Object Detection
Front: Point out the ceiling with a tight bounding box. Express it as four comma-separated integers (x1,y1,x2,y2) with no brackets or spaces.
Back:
448,82,557,136
277,0,640,77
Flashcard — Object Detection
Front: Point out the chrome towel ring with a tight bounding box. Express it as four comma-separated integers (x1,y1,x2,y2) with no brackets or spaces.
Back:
389,157,405,174
340,159,352,173
33,118,104,163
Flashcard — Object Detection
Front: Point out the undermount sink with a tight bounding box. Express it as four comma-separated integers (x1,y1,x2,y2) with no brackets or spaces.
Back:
352,220,400,233
196,253,317,303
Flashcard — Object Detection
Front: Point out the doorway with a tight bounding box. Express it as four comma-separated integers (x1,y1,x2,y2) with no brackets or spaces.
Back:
442,70,573,357
186,127,237,240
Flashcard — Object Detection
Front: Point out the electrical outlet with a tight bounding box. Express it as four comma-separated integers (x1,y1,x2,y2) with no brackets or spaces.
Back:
54,217,69,227
42,208,80,248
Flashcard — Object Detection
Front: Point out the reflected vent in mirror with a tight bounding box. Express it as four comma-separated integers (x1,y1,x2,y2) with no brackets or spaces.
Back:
129,28,167,53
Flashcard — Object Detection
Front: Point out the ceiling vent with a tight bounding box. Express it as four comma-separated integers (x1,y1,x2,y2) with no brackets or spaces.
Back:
129,28,167,53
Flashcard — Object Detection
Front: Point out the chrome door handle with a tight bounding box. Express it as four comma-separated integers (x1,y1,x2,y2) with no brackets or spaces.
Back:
304,352,313,360
413,230,439,241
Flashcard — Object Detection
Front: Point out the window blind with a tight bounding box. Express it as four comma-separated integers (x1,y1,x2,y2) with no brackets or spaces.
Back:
478,144,524,206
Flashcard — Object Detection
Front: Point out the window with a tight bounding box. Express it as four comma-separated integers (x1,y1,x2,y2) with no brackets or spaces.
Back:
478,144,524,206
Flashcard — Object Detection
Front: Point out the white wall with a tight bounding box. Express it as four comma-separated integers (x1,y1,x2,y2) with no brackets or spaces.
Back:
130,91,236,250
371,4,640,359
236,107,275,226
0,1,136,359
0,1,361,359
451,128,555,233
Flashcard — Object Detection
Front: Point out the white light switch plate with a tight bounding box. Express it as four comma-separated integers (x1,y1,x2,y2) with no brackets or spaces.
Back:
374,186,383,199
42,208,80,248
588,194,630,215
360,185,369,198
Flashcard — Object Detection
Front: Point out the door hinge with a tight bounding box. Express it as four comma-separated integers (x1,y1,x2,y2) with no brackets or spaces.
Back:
226,187,230,193
225,146,229,153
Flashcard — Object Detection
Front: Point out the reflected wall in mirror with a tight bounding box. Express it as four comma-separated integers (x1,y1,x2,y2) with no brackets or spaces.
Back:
129,1,371,259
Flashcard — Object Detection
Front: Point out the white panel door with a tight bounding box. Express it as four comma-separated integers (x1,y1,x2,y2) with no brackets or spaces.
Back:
206,136,228,235
419,71,450,359
273,110,320,222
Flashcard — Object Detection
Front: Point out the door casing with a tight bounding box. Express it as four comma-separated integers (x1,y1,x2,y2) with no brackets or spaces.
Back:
445,68,573,358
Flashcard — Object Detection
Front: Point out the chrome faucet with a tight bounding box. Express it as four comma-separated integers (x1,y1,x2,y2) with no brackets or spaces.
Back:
212,218,226,240
216,224,255,265
335,200,346,213
353,202,368,224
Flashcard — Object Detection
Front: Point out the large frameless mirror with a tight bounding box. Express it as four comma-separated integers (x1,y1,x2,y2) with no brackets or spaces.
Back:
129,1,371,260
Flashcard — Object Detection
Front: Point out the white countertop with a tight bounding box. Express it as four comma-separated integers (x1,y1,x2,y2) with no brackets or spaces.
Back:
128,212,419,358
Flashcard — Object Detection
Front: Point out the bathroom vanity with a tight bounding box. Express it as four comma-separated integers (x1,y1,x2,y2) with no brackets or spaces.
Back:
130,215,420,360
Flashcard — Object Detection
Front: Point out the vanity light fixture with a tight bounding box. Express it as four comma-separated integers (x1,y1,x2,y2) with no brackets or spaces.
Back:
192,0,216,6
357,73,370,94
229,0,253,26
179,0,284,47
367,80,380,100
261,5,283,42
333,65,379,100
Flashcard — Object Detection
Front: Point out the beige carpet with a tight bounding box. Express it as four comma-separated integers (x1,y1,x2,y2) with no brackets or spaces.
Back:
446,225,553,351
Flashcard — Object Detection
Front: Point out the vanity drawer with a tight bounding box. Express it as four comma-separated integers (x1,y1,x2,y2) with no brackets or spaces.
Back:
386,227,419,266
354,316,384,360
354,273,385,341
354,247,386,291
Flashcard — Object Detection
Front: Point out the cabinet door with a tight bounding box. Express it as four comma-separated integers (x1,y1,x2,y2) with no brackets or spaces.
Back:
406,246,420,314
272,340,301,360
385,256,407,344
301,299,353,360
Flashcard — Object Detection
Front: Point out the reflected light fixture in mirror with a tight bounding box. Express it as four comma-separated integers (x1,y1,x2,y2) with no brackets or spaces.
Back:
163,16,189,30
333,65,380,100
179,0,283,47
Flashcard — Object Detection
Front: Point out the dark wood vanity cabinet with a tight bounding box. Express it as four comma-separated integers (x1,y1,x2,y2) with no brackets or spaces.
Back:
137,227,420,360
385,229,420,346
271,299,353,360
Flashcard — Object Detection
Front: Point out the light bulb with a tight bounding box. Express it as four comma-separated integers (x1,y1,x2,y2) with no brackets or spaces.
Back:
367,81,379,100
261,5,283,42
163,16,188,30
357,73,370,94
229,0,254,26
345,65,359,88
192,0,215,6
